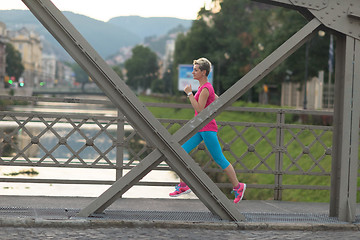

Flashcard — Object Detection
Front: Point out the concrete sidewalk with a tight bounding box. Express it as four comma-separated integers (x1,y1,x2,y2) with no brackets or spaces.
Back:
0,195,359,231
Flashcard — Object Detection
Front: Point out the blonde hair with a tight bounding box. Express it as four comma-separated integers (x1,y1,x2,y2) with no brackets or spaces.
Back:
193,57,211,76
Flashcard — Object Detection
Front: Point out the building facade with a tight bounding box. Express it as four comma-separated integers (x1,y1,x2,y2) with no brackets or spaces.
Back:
41,54,56,87
281,71,328,110
56,61,74,87
8,27,42,88
0,22,8,89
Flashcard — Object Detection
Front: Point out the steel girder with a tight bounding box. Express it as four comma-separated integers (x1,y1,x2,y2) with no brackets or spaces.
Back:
253,0,360,40
21,0,245,222
254,0,360,222
21,0,359,222
76,18,321,218
21,0,321,221
330,35,360,222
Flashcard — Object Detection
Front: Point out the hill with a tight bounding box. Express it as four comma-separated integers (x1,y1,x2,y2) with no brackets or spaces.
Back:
0,10,192,61
108,16,192,40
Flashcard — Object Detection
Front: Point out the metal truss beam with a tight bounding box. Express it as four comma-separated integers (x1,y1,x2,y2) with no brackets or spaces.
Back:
254,0,360,223
21,0,244,221
76,18,322,217
22,0,359,223
21,0,321,221
255,0,360,41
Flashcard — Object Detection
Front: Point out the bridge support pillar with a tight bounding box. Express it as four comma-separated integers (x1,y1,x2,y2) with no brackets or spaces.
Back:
330,34,360,222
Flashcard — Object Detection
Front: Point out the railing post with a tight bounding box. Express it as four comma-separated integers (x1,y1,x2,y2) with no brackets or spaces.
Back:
116,109,125,181
274,110,285,200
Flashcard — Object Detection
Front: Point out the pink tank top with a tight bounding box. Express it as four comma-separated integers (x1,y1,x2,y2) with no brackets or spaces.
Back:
194,82,218,132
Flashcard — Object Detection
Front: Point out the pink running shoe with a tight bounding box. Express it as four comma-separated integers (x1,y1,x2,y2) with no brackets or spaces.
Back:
169,184,191,197
232,183,246,203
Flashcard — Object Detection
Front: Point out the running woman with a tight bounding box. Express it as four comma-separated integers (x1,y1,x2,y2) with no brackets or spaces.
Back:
169,57,246,203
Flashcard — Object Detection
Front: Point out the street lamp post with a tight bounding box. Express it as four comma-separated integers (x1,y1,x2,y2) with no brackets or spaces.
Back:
216,52,229,94
328,34,333,109
217,55,220,94
303,41,310,109
303,31,325,109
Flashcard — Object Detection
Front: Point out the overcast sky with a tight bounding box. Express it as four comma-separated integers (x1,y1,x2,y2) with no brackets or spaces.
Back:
1,0,213,21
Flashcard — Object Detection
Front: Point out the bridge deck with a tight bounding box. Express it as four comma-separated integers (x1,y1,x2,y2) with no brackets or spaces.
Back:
0,195,359,229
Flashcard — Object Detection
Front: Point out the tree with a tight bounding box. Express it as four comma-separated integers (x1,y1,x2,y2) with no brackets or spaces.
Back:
5,43,24,81
71,64,126,91
172,0,330,103
125,45,159,92
71,64,89,91
150,78,164,93
112,65,124,80
211,0,255,91
173,0,255,95
162,63,174,95
255,7,329,84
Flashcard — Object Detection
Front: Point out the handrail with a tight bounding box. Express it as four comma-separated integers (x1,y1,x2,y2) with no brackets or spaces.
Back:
0,95,355,201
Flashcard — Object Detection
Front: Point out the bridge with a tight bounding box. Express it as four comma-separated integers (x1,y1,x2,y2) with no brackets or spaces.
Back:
1,0,358,226
32,87,104,96
0,95,359,228
1,94,359,227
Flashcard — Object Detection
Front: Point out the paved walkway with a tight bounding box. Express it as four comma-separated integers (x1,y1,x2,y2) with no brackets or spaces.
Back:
0,196,359,239
0,196,359,229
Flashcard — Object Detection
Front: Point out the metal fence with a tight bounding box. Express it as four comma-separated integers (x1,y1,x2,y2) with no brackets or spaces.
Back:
0,95,358,201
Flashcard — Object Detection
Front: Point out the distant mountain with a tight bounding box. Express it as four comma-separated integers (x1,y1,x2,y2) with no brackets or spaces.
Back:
0,10,192,61
108,16,192,39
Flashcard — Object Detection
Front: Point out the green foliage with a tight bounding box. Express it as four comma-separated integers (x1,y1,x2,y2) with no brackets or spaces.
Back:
112,65,124,80
161,63,174,95
70,63,89,91
173,0,332,102
4,168,39,176
257,8,330,84
5,43,24,80
1,127,18,156
141,95,341,202
125,45,159,92
72,64,88,83
205,121,333,202
150,78,164,93
0,98,28,111
139,95,193,120
173,0,259,95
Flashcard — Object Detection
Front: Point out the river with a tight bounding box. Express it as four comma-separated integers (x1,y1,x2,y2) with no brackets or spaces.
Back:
0,97,197,199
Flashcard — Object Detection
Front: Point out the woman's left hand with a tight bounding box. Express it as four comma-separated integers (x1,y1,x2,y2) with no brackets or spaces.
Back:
184,84,192,95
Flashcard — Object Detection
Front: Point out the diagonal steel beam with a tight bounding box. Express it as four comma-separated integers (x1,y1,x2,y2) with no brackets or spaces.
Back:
77,18,323,217
21,0,245,221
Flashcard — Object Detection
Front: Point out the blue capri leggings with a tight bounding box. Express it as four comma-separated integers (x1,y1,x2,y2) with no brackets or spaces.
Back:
182,131,230,170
